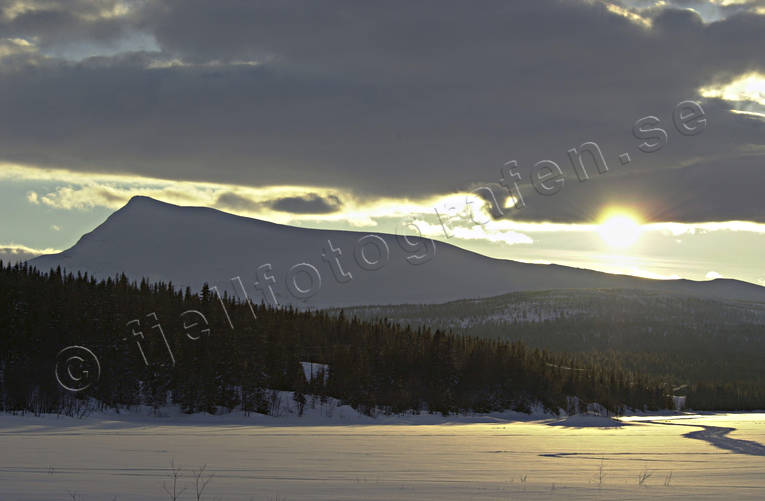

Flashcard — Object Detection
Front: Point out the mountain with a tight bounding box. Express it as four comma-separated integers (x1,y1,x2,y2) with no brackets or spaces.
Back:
28,196,765,307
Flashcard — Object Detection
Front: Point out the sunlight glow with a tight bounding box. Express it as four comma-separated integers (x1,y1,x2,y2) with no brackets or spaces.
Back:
598,212,642,249
700,73,765,106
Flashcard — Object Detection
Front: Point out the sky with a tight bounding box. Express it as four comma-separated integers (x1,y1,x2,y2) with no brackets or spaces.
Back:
1,0,765,285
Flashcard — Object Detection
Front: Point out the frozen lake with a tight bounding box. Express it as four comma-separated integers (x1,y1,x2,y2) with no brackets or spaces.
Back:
1,412,764,500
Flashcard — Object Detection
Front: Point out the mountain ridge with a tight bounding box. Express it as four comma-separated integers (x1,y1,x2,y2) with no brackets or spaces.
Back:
28,196,765,307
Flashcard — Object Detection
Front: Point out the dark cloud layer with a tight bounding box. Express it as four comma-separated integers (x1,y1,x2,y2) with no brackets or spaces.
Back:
1,0,765,222
269,194,342,214
215,192,343,215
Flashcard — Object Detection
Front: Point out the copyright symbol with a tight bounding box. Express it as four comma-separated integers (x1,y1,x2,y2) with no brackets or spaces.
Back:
54,346,101,392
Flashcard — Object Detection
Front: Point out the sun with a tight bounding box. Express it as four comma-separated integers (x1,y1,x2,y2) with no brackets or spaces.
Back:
598,213,642,249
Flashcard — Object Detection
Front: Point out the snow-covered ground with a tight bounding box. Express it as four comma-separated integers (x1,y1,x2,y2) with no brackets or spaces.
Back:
1,408,764,500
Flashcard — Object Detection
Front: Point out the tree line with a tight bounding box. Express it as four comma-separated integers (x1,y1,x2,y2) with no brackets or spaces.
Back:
0,262,673,417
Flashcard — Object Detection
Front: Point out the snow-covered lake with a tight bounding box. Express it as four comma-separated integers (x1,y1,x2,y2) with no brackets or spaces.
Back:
1,411,764,500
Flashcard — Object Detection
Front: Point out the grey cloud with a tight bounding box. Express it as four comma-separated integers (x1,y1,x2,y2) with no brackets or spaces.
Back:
0,0,136,48
269,194,343,214
0,1,764,222
215,192,343,214
215,192,266,212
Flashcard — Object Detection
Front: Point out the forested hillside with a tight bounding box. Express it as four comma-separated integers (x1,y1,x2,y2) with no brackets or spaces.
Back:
337,289,765,409
0,263,673,417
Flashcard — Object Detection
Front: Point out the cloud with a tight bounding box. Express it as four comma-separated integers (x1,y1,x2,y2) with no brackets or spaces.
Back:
215,191,343,214
268,193,342,214
214,191,264,212
0,37,35,58
0,1,764,223
0,243,60,264
0,0,138,51
38,184,130,209
12,163,765,243
706,270,723,279
407,217,534,247
701,72,765,105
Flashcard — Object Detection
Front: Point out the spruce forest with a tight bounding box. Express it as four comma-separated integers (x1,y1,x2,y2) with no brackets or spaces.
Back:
0,263,675,417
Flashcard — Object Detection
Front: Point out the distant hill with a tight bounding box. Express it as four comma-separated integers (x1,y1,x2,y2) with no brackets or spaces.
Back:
335,289,765,409
28,196,765,307
337,288,765,335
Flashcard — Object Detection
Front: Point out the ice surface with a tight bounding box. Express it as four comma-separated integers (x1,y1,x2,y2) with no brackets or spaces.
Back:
2,410,764,500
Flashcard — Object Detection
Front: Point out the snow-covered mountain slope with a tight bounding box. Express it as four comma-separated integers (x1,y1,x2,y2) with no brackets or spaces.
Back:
28,196,765,307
